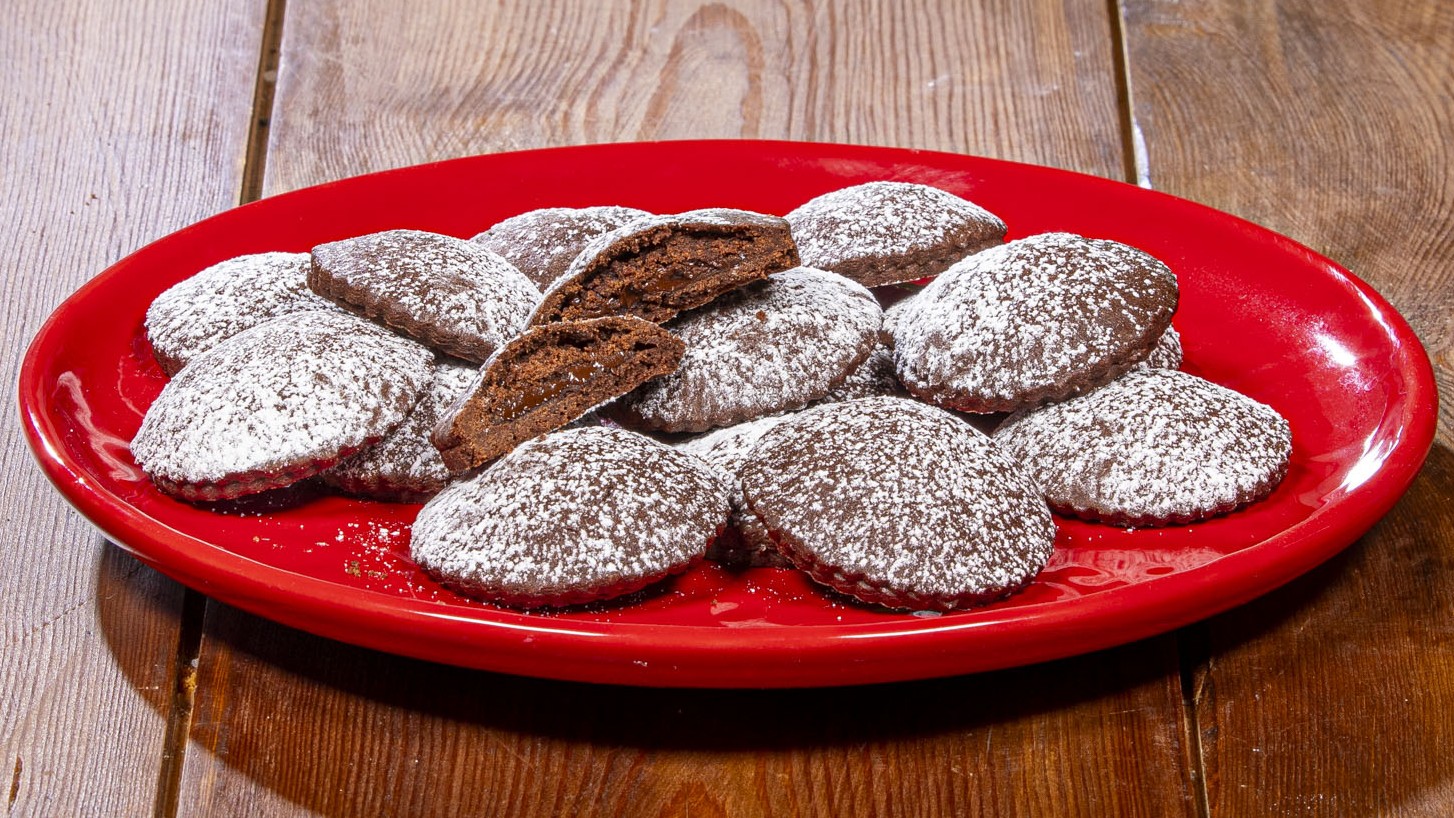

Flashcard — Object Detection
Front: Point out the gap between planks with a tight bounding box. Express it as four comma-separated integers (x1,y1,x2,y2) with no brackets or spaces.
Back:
151,1,290,816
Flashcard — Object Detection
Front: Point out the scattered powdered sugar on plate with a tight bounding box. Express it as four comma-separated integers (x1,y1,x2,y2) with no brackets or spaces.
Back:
614,267,882,431
411,426,731,606
131,310,434,490
993,368,1292,525
145,252,342,375
740,396,1055,610
891,232,1178,412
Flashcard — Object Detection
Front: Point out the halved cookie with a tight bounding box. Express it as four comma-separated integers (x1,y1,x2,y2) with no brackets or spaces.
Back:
891,232,1179,413
786,181,1007,287
472,205,652,290
611,267,882,432
432,315,685,473
528,208,799,326
740,397,1056,611
131,311,434,502
992,368,1292,526
412,426,730,608
309,229,539,363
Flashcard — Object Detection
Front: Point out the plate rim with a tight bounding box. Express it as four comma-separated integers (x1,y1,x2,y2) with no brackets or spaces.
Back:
17,139,1440,687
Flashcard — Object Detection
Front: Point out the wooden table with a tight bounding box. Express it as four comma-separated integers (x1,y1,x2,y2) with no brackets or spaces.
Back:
5,1,1451,815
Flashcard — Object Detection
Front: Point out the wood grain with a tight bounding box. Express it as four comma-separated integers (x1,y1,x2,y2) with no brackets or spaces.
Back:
1122,0,1454,813
184,608,1194,817
262,0,1127,196
0,1,267,814
175,1,1198,815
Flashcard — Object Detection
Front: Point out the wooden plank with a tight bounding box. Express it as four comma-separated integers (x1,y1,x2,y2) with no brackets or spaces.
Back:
1121,0,1454,813
261,0,1127,195
0,1,268,814
177,1,1198,815
186,607,1193,817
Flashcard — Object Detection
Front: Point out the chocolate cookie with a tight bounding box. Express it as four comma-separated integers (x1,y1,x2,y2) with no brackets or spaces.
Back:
432,315,685,473
740,397,1056,611
675,414,793,568
1142,326,1183,370
472,205,652,290
786,181,1007,287
993,368,1292,526
322,359,479,502
528,208,799,326
309,229,539,363
412,426,730,608
145,252,341,375
891,232,1178,413
816,341,903,403
131,311,434,502
610,267,882,432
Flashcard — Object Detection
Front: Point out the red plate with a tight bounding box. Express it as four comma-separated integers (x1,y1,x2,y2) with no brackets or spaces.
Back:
18,140,1438,687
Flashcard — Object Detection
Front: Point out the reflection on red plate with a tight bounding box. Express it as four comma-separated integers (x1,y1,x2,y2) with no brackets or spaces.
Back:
18,140,1437,687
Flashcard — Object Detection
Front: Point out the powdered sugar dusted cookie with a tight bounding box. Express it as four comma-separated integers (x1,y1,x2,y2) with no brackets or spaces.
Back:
529,208,799,326
993,368,1291,525
611,267,882,432
892,232,1178,413
310,229,539,363
472,205,652,290
145,252,341,375
131,311,434,502
676,414,793,567
322,359,479,502
412,426,730,607
740,397,1055,611
786,181,1007,287
817,341,903,403
1142,326,1183,370
433,316,685,473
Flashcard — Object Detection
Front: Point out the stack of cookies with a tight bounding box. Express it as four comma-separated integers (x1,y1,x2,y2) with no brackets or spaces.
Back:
132,180,1291,613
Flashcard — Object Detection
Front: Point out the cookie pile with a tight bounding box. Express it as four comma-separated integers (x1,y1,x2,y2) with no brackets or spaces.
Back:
132,181,1292,612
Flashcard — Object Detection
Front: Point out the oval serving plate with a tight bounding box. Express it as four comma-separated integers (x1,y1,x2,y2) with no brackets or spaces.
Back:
18,140,1437,688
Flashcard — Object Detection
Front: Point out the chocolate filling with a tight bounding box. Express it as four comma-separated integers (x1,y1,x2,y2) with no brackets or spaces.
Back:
433,317,685,472
531,211,800,326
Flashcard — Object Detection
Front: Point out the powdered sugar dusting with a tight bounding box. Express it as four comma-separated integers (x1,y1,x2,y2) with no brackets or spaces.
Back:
786,181,1005,281
740,397,1055,606
817,341,902,403
618,267,882,431
145,252,341,374
677,414,791,475
412,426,730,604
324,358,479,498
1141,326,1183,370
472,206,651,290
311,230,540,358
131,311,434,485
676,414,793,562
993,368,1292,524
891,232,1178,411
